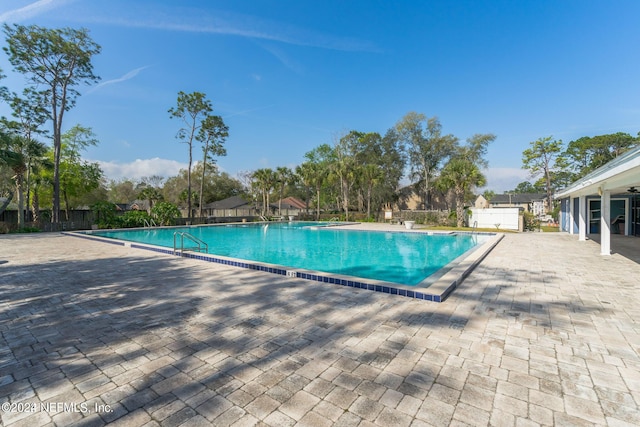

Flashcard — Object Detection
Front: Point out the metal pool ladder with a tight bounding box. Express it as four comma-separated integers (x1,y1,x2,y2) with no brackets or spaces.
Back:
143,218,157,227
173,231,208,256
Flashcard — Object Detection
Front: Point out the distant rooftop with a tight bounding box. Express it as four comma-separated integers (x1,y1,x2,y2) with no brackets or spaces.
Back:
490,193,546,204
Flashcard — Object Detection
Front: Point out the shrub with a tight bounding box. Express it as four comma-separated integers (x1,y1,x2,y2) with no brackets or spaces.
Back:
151,202,181,226
91,201,118,229
523,211,540,231
119,210,152,228
11,227,41,233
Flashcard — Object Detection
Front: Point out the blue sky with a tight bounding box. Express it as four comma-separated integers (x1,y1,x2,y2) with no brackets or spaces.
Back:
1,0,639,192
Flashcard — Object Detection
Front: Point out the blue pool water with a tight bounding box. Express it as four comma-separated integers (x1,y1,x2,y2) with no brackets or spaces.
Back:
91,222,489,286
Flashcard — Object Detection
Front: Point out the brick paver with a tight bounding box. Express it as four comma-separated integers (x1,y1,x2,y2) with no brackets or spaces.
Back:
0,229,639,426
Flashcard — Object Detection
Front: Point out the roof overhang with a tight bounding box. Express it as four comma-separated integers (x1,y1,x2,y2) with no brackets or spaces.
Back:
555,147,640,199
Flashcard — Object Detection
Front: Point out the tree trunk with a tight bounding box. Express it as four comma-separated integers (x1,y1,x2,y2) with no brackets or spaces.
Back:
456,189,465,228
16,172,25,228
63,190,70,221
25,164,31,223
187,142,193,221
31,188,40,224
341,179,349,221
545,169,553,215
52,137,61,223
199,160,206,218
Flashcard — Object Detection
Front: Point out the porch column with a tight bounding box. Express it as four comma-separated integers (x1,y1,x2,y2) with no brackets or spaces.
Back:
601,190,611,256
578,195,586,241
569,197,575,235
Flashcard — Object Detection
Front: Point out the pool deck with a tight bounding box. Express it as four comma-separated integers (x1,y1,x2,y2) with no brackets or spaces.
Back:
0,227,639,426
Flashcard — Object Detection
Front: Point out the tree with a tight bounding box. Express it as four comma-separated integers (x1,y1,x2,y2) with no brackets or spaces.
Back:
151,201,181,226
482,190,496,201
301,144,332,220
558,132,640,181
437,133,493,228
26,150,53,224
369,128,405,216
522,136,563,212
333,131,363,220
348,130,405,219
168,91,214,221
197,115,228,217
3,24,101,223
2,87,49,214
360,163,383,218
107,179,137,203
438,158,486,227
138,186,163,213
252,168,277,215
275,166,293,215
396,112,457,209
512,181,539,194
206,171,244,202
0,131,48,227
58,125,102,218
460,133,495,168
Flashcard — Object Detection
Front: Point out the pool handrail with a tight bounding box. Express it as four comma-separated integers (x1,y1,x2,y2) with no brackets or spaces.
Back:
143,218,157,228
173,231,208,256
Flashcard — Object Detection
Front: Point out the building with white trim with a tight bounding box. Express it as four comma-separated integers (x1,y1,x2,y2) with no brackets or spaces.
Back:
555,146,640,255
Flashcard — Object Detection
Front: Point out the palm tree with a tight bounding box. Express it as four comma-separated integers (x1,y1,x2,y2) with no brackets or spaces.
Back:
438,157,486,228
297,161,329,220
138,186,164,214
360,163,384,219
0,132,48,228
252,168,277,215
275,166,293,215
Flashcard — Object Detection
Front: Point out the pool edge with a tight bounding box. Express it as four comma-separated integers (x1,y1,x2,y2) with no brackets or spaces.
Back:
62,227,504,303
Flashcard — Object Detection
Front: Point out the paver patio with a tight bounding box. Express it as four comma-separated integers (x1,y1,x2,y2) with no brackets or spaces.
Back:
0,229,639,426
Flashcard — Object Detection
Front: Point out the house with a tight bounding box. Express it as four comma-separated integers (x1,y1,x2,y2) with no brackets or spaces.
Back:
274,197,307,216
555,145,640,255
275,197,306,210
474,195,489,208
129,200,151,212
394,184,453,211
202,195,256,217
483,193,548,215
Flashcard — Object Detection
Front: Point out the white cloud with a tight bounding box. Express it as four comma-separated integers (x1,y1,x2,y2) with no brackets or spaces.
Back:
87,66,150,94
96,158,187,181
257,42,304,73
84,8,379,52
481,167,531,193
0,0,74,23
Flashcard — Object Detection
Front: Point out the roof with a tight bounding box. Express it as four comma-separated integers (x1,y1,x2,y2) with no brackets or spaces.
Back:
490,193,547,204
555,145,640,198
204,195,252,209
276,197,306,210
129,199,150,210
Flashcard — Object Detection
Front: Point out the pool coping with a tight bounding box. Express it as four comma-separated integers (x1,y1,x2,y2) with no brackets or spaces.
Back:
63,223,504,303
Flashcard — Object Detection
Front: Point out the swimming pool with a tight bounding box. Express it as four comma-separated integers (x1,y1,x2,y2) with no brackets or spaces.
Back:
82,222,497,298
